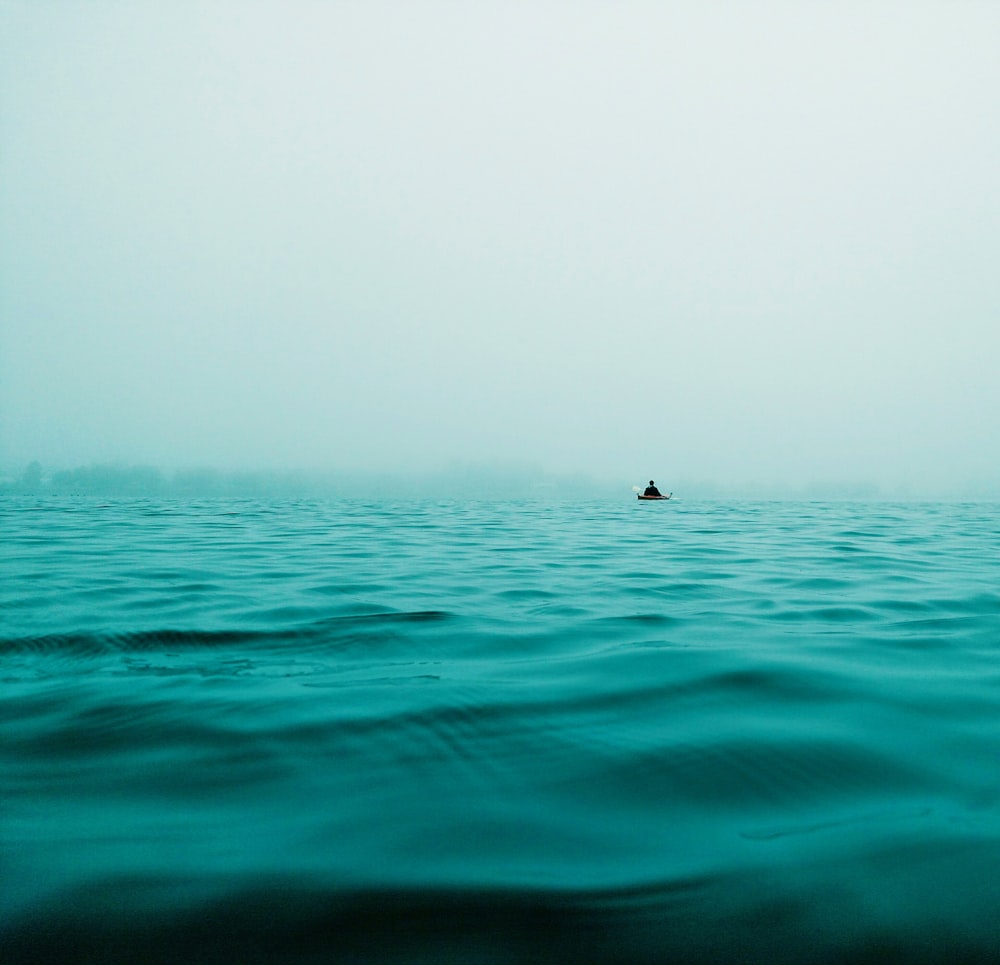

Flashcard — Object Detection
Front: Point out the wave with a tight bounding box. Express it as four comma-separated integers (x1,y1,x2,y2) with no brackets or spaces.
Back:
5,497,1000,963
7,844,1000,965
0,610,455,656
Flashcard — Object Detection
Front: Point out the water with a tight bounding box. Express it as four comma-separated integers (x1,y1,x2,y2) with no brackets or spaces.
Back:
3,495,1000,963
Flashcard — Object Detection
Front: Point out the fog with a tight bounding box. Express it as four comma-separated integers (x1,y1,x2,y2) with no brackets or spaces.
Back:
2,2,998,497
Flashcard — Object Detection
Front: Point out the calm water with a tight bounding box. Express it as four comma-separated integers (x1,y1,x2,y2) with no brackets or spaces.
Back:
3,495,1000,963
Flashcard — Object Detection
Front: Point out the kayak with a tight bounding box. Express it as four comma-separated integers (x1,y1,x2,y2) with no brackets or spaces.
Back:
637,493,671,500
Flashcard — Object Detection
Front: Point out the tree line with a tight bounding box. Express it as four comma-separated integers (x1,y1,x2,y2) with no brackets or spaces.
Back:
1,462,334,496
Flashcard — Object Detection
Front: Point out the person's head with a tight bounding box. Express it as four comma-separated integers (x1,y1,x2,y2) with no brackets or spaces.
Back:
649,480,655,486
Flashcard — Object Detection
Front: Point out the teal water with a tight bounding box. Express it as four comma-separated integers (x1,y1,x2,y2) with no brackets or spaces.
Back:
3,496,1000,963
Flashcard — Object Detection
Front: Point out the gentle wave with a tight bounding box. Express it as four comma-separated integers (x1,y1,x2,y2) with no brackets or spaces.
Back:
3,496,1000,962
1,611,454,656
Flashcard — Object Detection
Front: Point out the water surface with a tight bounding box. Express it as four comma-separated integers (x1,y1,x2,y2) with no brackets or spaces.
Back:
3,496,1000,962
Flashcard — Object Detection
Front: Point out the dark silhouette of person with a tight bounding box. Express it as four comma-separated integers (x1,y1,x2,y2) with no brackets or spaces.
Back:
643,480,663,497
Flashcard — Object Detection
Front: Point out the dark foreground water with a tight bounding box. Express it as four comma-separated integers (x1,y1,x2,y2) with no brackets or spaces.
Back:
3,495,1000,963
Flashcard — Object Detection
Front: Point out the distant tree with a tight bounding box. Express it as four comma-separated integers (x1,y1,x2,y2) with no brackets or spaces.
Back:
18,461,44,491
48,464,164,495
171,468,223,495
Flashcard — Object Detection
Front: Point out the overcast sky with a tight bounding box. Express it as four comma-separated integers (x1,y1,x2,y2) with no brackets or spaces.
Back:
2,2,998,494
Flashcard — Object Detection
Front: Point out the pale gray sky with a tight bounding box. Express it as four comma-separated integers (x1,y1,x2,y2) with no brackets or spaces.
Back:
2,2,998,494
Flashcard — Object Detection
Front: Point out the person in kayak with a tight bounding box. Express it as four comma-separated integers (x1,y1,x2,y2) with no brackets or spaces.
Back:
644,481,664,497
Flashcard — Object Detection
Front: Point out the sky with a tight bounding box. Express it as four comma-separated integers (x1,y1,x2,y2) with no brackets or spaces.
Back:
2,1,998,495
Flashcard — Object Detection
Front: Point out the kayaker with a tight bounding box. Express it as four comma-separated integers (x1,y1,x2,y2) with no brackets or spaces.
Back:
643,481,664,497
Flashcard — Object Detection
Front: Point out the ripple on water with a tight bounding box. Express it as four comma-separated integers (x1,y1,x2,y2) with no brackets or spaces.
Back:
3,496,1000,962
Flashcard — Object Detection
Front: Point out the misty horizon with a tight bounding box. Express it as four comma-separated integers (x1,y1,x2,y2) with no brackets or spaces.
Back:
3,457,995,502
2,3,998,497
